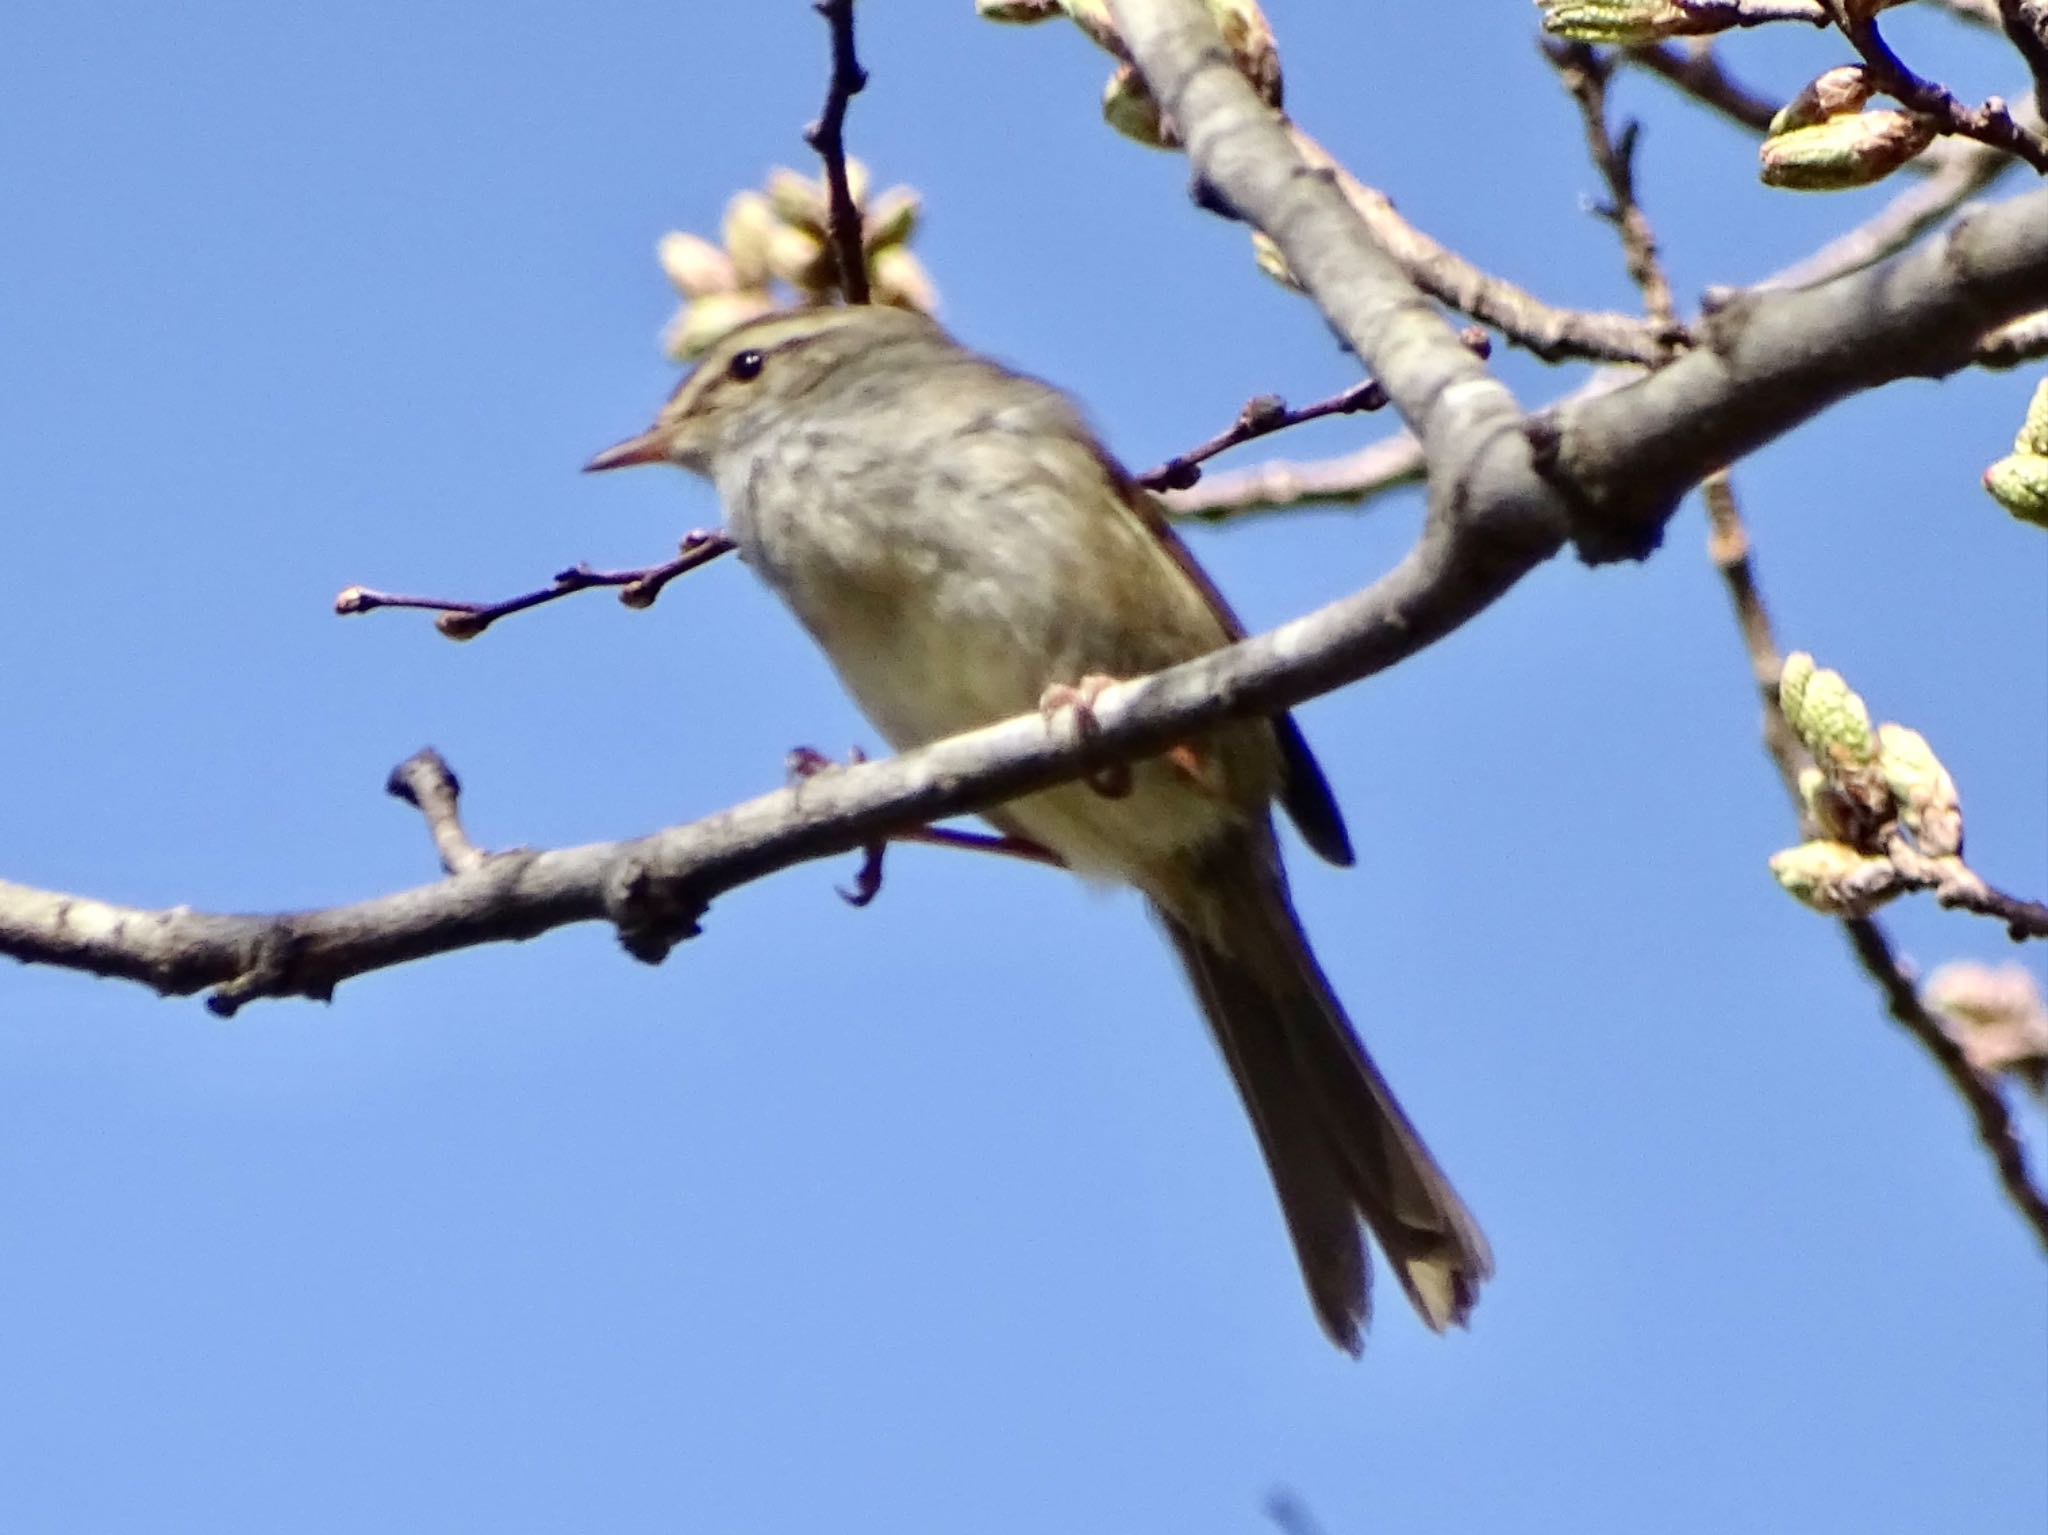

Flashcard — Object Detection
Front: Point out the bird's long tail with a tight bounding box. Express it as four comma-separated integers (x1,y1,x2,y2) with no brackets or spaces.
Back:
1152,844,1490,1354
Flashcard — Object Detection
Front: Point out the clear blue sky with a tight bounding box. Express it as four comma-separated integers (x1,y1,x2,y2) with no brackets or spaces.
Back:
3,3,2043,1530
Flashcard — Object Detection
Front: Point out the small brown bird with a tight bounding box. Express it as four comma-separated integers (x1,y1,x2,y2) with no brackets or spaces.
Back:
588,304,1489,1352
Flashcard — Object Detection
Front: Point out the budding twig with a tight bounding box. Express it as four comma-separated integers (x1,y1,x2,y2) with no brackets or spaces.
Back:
1560,46,2048,1253
335,532,737,639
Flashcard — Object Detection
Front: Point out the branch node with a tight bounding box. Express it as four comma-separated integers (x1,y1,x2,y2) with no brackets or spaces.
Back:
604,855,705,966
206,926,306,1017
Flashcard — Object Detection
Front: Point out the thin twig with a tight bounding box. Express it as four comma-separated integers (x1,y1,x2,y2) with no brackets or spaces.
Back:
1846,918,2048,1249
386,748,493,876
1549,43,1684,342
335,532,737,639
1677,0,1828,23
1158,429,1425,521
1283,122,1682,364
1624,41,1780,133
1832,3,2048,170
804,0,872,304
1137,379,1388,492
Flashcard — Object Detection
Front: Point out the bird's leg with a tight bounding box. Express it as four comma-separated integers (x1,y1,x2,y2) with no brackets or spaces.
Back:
786,746,1063,907
1038,674,1134,799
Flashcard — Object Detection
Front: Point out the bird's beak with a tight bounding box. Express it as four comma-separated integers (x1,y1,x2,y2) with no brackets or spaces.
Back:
582,427,668,473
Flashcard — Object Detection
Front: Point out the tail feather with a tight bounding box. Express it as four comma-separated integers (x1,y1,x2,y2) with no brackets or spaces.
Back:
1153,851,1490,1352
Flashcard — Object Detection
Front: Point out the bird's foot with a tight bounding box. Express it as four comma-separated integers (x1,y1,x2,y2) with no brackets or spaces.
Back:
1039,674,1132,799
786,745,1066,908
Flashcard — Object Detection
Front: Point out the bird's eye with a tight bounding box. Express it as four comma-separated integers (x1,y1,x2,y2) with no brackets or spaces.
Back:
727,349,765,382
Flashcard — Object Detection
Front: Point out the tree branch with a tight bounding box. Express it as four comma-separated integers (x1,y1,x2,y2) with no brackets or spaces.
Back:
1530,182,2048,561
804,0,872,304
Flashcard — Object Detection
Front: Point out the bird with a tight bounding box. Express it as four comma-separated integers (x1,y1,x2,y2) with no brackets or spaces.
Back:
585,302,1489,1352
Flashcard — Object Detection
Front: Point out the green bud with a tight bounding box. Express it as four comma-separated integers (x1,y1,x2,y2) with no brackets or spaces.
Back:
1768,840,1901,916
1249,230,1299,290
1769,66,1874,136
1538,0,1696,45
1878,723,1963,857
1778,652,1815,732
1786,660,1877,767
1760,111,1934,191
1103,61,1175,148
1983,452,2048,527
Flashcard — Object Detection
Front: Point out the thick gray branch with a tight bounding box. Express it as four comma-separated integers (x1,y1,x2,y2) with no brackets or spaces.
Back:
1534,187,2048,559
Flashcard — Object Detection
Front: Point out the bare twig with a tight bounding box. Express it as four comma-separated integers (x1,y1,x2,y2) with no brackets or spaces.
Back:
1845,918,2048,1249
335,532,736,639
1549,43,1684,341
1881,837,2048,939
387,748,493,876
1624,40,1780,133
1677,0,1828,23
804,0,872,304
1284,122,1683,364
1137,379,1389,492
1158,428,1425,521
1702,477,1805,790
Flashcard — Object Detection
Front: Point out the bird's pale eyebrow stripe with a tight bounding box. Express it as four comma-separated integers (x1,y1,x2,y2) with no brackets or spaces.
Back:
662,322,846,403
